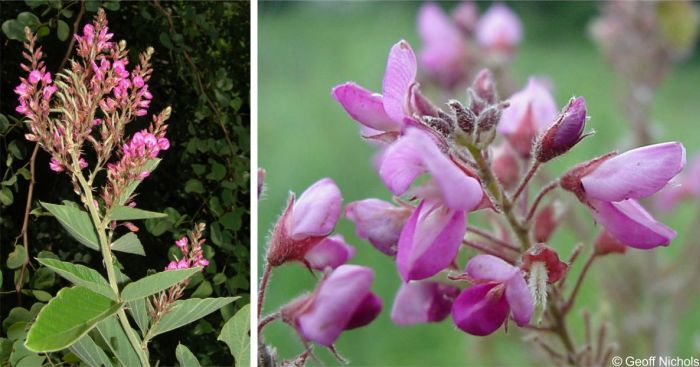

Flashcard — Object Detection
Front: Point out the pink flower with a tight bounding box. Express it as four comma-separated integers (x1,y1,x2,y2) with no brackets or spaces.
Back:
49,157,64,172
175,236,189,251
345,198,413,256
332,40,417,135
452,2,479,34
497,78,558,157
133,75,145,88
535,96,589,163
397,200,466,281
417,2,468,88
561,142,686,249
267,178,342,266
43,85,57,100
28,70,42,84
475,3,523,53
379,128,483,211
303,234,355,271
452,255,533,336
654,152,700,212
283,265,381,346
391,281,459,326
79,158,88,169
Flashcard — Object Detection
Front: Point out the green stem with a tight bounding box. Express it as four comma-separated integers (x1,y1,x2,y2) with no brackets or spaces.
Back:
74,172,150,367
465,143,531,250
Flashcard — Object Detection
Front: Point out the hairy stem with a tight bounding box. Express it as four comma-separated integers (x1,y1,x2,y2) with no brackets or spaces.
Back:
258,262,272,316
75,171,150,367
15,144,39,293
512,161,541,204
465,143,531,250
562,252,597,314
526,180,559,222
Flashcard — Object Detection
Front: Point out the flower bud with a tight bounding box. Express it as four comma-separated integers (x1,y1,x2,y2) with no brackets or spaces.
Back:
471,69,498,105
535,96,590,163
267,178,342,267
491,143,520,190
409,83,439,117
452,1,478,35
448,99,476,137
390,281,459,326
303,234,355,271
345,198,412,256
593,230,627,256
533,204,563,243
521,244,568,284
474,105,502,147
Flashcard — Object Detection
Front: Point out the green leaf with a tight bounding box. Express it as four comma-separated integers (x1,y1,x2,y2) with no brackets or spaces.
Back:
41,202,99,251
9,340,32,366
7,245,25,269
175,344,201,367
84,0,100,12
118,159,160,205
0,114,9,133
152,297,238,336
121,268,200,302
32,290,51,302
184,179,205,194
109,206,166,221
25,286,122,352
16,354,45,367
69,334,114,367
16,12,39,28
31,267,55,290
56,20,69,41
0,187,14,206
127,298,149,335
8,141,25,159
206,161,226,181
110,233,145,256
218,304,250,367
3,308,31,331
102,1,120,11
95,317,139,367
159,32,173,49
191,280,212,298
37,258,116,300
2,19,25,41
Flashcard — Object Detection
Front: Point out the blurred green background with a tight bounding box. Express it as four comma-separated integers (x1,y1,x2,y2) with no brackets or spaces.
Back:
258,2,700,365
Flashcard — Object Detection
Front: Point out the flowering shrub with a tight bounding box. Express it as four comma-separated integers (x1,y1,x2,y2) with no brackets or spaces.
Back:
258,2,697,365
6,10,247,366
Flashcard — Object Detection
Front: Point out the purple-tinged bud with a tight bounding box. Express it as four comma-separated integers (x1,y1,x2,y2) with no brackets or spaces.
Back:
345,198,412,256
491,143,520,190
409,83,439,117
267,178,342,267
533,204,562,243
422,115,453,136
474,105,502,147
303,234,355,271
535,96,590,163
49,157,64,173
448,99,476,137
593,230,627,256
391,281,459,326
283,265,381,346
471,69,497,105
521,244,568,284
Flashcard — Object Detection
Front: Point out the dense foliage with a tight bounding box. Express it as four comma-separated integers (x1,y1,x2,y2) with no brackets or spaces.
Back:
0,1,250,366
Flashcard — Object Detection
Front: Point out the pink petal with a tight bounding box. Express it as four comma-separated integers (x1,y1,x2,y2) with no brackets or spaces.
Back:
303,234,355,271
379,129,482,211
465,254,519,283
498,77,557,135
390,281,458,326
382,40,417,123
582,142,686,202
290,178,342,240
475,3,523,50
588,198,676,249
345,292,382,330
417,3,465,76
345,198,411,256
451,283,510,336
505,274,533,326
332,82,401,132
297,265,374,346
397,201,466,281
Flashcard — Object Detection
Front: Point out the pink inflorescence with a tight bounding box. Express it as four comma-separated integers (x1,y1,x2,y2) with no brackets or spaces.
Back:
165,235,209,271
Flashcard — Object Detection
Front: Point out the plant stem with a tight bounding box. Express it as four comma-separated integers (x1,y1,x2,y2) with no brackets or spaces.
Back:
258,262,272,316
526,180,559,222
563,252,597,314
548,303,577,365
465,143,531,250
75,172,150,367
512,161,540,204
258,312,280,333
15,144,39,293
466,226,520,251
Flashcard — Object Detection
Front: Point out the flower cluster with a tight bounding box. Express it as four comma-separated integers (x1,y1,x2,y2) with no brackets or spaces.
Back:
165,222,209,270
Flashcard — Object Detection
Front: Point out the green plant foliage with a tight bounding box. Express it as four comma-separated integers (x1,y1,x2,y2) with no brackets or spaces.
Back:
110,232,146,256
217,303,250,367
25,286,122,352
36,258,116,300
109,206,167,221
120,267,200,302
151,297,238,336
95,316,140,367
69,334,114,367
175,344,201,367
41,202,100,251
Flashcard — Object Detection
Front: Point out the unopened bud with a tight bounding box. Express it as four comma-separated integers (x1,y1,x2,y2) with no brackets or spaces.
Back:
410,84,438,117
535,96,590,163
521,244,568,284
422,116,452,136
471,69,498,105
593,230,627,256
491,143,520,190
448,100,476,137
474,105,502,147
533,204,562,243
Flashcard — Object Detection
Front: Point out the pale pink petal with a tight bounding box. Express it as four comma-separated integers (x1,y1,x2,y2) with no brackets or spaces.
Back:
332,82,401,132
451,283,510,336
382,40,417,123
304,234,355,271
297,265,374,346
391,281,458,326
505,274,533,326
345,199,411,256
582,142,686,201
475,3,523,50
397,201,466,281
588,198,676,249
417,3,466,76
290,178,342,239
498,77,557,135
465,254,519,283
